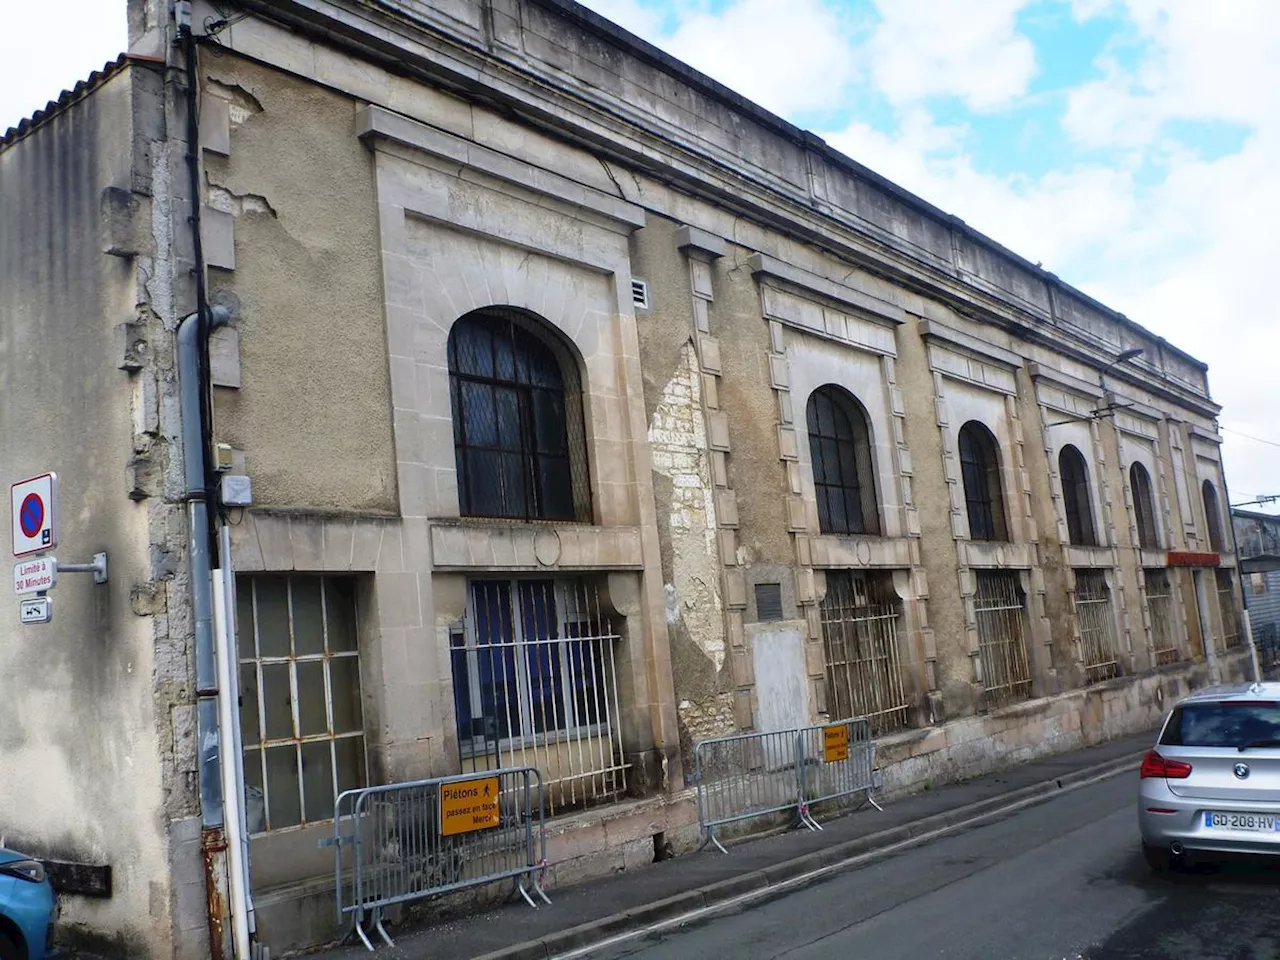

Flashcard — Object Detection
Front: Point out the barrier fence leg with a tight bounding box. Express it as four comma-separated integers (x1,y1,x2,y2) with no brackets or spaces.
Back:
708,826,729,855
798,801,822,832
372,908,394,948
796,733,821,832
355,914,375,953
517,878,541,909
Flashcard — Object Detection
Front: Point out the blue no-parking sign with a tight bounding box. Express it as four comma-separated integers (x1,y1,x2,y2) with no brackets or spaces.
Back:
11,473,57,557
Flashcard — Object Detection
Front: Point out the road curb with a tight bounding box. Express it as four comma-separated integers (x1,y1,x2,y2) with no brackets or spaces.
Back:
473,748,1146,960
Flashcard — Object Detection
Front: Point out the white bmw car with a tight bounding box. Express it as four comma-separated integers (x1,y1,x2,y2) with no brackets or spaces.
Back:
1139,682,1280,871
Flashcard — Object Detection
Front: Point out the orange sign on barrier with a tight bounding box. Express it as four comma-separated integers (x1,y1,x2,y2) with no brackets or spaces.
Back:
439,777,501,836
823,724,850,763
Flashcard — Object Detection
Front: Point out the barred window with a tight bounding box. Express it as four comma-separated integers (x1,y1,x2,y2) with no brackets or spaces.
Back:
236,575,366,834
1130,463,1160,550
958,421,1008,542
806,385,879,536
1202,480,1225,553
1059,445,1098,546
1217,570,1241,648
448,309,591,522
974,570,1032,706
1074,569,1119,682
819,571,909,734
451,579,626,812
1145,569,1179,666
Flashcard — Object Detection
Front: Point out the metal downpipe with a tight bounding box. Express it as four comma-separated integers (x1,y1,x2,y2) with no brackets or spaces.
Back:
179,304,237,960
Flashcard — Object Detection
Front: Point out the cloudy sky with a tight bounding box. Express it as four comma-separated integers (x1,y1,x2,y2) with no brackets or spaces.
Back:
3,1,1277,508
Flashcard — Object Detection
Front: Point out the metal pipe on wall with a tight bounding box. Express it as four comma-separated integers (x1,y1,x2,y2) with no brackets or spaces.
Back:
214,553,251,959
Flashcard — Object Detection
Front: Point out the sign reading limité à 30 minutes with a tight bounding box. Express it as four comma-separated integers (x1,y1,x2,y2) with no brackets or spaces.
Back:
13,556,56,595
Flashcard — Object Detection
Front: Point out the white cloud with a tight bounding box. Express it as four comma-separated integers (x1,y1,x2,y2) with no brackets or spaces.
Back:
0,2,127,132
827,110,1137,269
578,0,668,40
580,0,865,118
1065,0,1280,146
867,0,1038,111
660,0,863,116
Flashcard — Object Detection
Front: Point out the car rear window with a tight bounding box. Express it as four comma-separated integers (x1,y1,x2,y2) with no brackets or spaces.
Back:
1160,701,1280,748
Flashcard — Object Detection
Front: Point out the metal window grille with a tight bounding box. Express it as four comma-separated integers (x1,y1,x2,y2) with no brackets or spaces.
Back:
1131,463,1160,550
451,578,628,815
959,422,1007,542
1217,570,1241,649
806,386,879,535
448,309,591,522
1059,446,1098,546
236,575,366,834
974,571,1032,706
1074,569,1119,682
819,571,910,734
1145,569,1179,666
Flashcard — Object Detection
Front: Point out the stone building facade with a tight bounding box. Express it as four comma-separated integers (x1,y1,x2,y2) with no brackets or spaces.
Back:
0,0,1255,956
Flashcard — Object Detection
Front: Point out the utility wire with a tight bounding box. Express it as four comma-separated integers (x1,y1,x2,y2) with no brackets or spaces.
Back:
1222,427,1280,450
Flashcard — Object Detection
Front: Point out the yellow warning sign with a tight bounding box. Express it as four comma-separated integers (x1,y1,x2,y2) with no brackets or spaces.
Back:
439,777,501,836
823,724,850,763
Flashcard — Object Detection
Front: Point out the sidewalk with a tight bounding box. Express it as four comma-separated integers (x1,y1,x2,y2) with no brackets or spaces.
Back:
310,731,1155,960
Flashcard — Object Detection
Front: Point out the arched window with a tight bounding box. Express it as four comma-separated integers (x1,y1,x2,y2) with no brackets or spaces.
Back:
958,421,1007,542
1202,480,1225,553
806,386,879,535
448,309,590,521
1058,445,1097,546
1130,463,1159,550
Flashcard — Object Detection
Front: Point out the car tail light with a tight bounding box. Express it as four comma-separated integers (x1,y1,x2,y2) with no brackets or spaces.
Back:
1140,750,1192,779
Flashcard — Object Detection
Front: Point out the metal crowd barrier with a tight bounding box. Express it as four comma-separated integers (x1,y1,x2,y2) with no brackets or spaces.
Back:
326,766,550,950
694,720,880,853
795,718,881,830
694,730,805,854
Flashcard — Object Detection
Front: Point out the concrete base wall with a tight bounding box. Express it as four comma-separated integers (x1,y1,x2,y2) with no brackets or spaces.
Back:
876,653,1250,798
252,655,1252,954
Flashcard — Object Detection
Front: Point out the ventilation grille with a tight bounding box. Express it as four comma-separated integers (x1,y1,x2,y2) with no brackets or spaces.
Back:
631,278,650,310
754,583,784,622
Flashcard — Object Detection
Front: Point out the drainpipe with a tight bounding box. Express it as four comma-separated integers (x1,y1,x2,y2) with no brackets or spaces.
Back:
214,530,253,958
176,6,253,956
179,305,234,960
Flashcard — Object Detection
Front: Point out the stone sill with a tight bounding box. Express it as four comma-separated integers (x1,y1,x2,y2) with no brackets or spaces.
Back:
429,521,644,571
810,535,912,569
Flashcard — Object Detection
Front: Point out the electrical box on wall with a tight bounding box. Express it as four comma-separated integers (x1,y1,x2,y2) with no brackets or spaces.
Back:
220,474,253,507
213,443,236,472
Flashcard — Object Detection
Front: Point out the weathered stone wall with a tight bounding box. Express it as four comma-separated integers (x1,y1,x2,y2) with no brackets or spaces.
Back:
0,61,194,959
631,216,734,772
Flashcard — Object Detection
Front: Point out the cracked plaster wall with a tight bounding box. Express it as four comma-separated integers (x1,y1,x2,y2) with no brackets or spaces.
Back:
631,216,734,766
200,48,396,513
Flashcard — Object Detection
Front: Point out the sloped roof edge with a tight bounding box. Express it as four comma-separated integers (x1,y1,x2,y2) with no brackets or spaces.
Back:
0,53,165,153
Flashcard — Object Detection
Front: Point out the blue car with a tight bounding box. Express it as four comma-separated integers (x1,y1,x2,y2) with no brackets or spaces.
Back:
0,849,55,960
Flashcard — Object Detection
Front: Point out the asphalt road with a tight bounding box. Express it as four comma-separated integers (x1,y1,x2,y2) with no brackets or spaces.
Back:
580,773,1280,960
